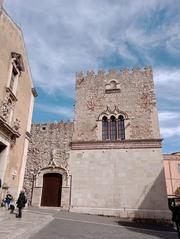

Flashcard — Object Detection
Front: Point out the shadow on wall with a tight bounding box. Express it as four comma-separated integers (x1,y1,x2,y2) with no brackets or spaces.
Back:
134,169,169,218
117,169,175,239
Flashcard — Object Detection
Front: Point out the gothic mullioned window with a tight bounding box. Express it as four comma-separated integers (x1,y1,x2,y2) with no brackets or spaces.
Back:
102,115,125,141
118,115,125,140
102,116,109,140
110,116,116,140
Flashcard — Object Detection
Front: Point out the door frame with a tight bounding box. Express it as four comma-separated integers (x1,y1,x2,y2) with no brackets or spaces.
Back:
41,173,62,207
31,165,70,208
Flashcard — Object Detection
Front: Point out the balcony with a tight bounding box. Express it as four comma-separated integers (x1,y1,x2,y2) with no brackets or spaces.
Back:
0,116,20,144
0,90,20,146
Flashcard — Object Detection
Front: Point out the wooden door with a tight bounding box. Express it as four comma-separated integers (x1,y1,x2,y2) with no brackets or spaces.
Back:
41,173,62,207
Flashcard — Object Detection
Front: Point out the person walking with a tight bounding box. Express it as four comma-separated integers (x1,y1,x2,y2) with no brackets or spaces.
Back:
169,198,180,237
16,190,27,218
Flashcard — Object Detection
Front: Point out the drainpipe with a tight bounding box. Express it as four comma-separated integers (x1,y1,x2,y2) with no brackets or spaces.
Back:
69,174,72,211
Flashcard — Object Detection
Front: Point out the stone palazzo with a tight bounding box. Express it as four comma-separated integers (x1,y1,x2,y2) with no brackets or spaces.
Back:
24,67,170,221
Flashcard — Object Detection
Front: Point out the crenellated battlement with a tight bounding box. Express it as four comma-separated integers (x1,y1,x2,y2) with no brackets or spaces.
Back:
76,65,153,82
31,121,73,132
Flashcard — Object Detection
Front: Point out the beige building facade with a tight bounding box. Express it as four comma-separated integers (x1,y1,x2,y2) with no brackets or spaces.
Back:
25,67,170,221
163,152,180,196
0,3,36,200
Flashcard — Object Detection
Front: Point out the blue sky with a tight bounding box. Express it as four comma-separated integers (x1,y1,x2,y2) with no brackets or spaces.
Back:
4,0,180,153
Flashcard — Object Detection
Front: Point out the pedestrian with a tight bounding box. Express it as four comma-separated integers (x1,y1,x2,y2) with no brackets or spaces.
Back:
9,200,15,214
169,199,180,237
16,190,27,218
4,191,13,209
172,205,180,237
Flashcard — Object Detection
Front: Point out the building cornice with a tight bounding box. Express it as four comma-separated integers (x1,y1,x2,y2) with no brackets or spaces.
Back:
71,139,162,150
163,154,180,161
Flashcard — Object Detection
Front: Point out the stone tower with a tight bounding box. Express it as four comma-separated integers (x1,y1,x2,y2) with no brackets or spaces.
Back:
69,66,170,219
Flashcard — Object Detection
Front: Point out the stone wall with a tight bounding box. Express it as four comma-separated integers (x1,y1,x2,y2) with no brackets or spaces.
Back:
70,148,169,219
73,66,160,142
23,122,73,203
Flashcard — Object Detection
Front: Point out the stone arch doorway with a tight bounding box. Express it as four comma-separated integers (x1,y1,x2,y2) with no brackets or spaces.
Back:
31,164,70,208
41,173,62,207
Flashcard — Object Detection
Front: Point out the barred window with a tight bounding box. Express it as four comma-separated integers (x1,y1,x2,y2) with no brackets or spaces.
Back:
118,115,125,140
110,116,117,140
102,116,109,140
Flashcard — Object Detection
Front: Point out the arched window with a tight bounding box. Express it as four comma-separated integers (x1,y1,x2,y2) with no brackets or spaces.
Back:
118,115,125,140
110,80,117,89
102,116,109,140
110,116,117,140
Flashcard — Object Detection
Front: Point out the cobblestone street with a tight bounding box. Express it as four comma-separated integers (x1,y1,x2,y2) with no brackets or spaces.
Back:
0,207,53,239
0,208,179,239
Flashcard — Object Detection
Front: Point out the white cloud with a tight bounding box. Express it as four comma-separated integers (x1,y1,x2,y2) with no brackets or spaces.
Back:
154,69,180,84
154,68,180,105
160,126,180,138
165,24,180,55
4,0,180,95
36,103,73,119
159,111,180,122
159,111,180,139
4,0,180,152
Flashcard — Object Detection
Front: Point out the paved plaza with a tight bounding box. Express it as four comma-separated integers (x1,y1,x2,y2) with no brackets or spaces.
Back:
0,207,179,239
